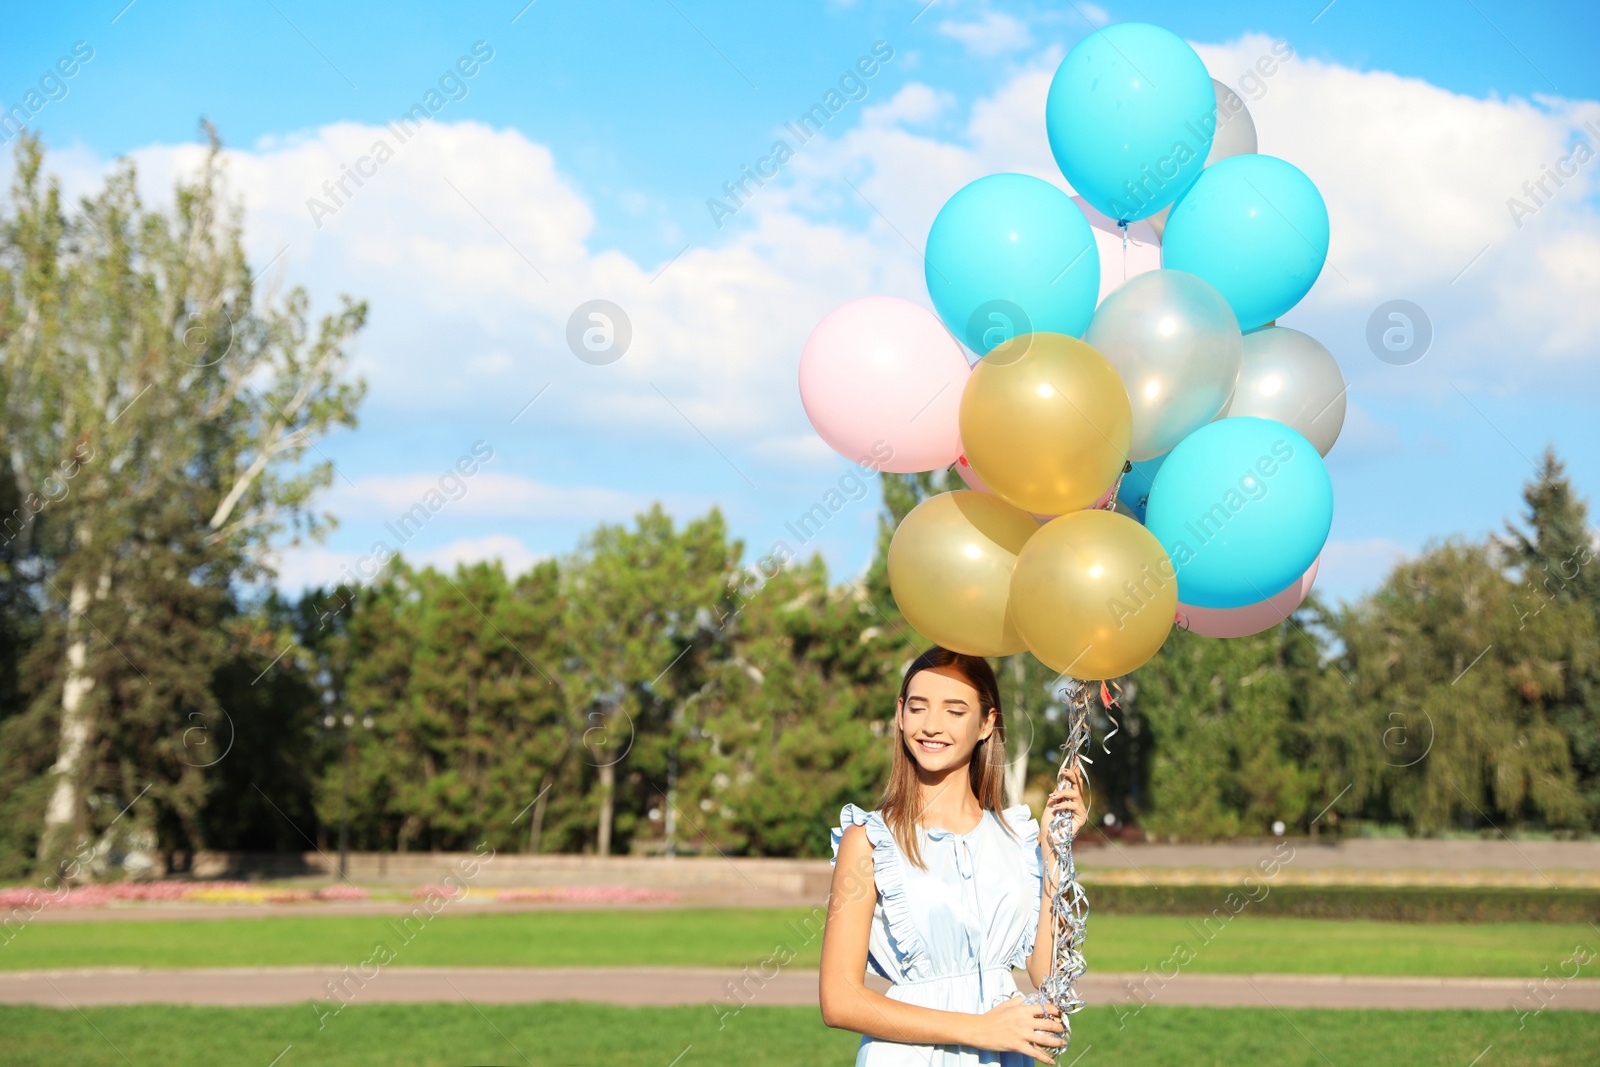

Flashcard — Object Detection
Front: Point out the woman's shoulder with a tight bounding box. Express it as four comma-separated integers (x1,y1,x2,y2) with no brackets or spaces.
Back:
997,801,1039,837
996,803,1042,857
830,802,889,866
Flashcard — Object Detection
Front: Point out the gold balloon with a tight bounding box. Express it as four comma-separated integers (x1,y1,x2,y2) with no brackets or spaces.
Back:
887,490,1040,657
959,333,1132,516
1009,508,1177,680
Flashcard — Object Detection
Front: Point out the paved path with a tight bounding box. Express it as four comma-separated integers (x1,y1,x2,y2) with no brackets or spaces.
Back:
4,967,1595,1013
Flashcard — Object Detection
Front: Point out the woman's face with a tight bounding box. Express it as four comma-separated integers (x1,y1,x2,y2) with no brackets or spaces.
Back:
897,664,996,772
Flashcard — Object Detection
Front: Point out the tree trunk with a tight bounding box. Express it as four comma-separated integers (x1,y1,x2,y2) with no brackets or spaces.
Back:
1005,656,1030,808
38,561,101,870
597,760,614,856
528,781,548,855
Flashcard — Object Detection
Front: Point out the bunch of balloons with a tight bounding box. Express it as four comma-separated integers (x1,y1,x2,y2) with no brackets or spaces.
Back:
797,22,1342,681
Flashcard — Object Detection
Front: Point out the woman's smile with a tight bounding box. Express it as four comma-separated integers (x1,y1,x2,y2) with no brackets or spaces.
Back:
915,737,953,753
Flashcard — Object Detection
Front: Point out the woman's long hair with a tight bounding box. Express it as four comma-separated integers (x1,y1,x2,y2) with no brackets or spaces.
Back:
877,647,1018,870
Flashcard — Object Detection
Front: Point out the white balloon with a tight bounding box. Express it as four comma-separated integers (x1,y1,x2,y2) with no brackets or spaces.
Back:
1149,79,1259,240
1218,326,1347,456
1206,79,1259,166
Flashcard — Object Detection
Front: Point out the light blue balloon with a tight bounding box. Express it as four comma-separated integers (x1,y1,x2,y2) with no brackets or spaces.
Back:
1045,22,1216,222
1160,154,1330,330
1144,416,1333,609
1115,452,1169,524
925,173,1099,355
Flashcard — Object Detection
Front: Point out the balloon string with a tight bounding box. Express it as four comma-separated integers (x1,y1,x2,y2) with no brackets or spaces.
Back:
1101,460,1133,511
1032,684,1093,1058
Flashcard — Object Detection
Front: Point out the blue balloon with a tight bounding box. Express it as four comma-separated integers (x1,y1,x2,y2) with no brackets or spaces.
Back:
1045,22,1216,222
1144,416,1332,609
925,173,1099,355
1160,154,1329,330
1116,452,1169,524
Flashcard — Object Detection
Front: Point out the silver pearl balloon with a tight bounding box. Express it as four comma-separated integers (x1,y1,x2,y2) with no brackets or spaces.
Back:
1149,80,1258,240
1218,326,1347,456
1085,269,1242,462
1205,79,1260,167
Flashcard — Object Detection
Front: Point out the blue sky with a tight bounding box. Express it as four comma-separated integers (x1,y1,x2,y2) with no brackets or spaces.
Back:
4,0,1598,607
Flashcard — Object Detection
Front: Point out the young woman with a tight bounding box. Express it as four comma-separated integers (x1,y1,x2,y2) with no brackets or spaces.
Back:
819,646,1089,1065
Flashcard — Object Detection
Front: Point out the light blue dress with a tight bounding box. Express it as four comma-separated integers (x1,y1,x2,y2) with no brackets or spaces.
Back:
829,801,1045,1065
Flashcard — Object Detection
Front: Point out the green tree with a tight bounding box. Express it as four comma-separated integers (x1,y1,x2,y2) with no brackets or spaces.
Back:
699,552,903,856
1492,447,1600,824
1333,538,1592,834
559,504,739,854
0,126,366,873
1121,617,1322,839
322,558,567,853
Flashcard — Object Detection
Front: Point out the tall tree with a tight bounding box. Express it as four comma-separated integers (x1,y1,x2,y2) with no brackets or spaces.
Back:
560,504,739,854
1119,617,1322,839
317,558,568,853
1333,538,1591,834
1493,447,1600,823
0,126,366,873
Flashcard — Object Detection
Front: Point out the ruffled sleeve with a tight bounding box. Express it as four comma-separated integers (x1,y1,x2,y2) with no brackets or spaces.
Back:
827,802,931,981
1001,803,1044,968
829,802,871,867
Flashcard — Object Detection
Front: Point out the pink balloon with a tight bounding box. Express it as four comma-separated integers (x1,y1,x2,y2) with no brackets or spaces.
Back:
1071,195,1162,306
1176,556,1322,639
800,296,969,473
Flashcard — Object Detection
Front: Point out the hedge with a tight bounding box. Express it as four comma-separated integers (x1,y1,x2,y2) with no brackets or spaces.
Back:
1081,883,1600,923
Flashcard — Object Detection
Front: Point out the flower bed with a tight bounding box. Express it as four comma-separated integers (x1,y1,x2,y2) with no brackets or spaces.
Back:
411,883,469,900
0,880,678,909
494,886,680,903
0,880,371,909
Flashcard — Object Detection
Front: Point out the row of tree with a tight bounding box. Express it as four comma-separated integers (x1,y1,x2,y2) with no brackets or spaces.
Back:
1,128,1597,880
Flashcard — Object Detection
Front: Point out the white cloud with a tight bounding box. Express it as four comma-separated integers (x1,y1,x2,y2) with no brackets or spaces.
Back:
938,11,1032,57
43,30,1600,463
1076,3,1110,27
260,534,547,594
260,544,360,594
329,470,670,522
1318,537,1410,603
72,119,892,453
414,534,547,578
861,83,955,129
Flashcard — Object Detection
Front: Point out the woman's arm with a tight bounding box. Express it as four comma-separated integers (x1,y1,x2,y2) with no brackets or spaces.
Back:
1025,844,1063,991
818,824,984,1046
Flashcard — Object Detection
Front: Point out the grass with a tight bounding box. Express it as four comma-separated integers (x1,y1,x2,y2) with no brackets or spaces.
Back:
5,908,1598,977
0,1002,1595,1066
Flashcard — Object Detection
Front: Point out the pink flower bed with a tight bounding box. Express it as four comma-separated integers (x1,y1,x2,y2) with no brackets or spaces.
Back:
495,886,680,903
315,884,369,901
0,880,245,910
0,880,680,910
0,879,370,910
412,883,468,900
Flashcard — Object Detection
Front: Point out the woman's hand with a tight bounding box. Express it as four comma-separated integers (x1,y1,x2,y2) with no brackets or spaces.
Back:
1040,764,1089,850
971,995,1067,1064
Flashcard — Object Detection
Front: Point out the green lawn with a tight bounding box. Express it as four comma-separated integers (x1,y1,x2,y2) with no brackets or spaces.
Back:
5,908,1596,977
0,1002,1592,1066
